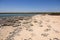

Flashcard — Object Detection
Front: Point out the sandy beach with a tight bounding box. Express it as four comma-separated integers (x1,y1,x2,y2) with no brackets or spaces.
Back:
0,14,60,40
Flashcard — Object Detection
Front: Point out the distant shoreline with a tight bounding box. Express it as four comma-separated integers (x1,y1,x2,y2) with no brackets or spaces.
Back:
0,12,60,15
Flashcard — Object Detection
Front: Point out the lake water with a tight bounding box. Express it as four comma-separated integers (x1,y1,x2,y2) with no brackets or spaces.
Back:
0,14,40,17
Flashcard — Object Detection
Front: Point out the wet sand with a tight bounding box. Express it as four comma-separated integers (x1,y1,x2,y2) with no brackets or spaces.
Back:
0,14,60,40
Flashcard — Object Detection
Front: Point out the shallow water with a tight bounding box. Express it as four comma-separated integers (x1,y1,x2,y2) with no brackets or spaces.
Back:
0,14,39,17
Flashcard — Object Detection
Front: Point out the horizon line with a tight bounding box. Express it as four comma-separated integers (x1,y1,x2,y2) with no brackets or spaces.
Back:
0,12,60,13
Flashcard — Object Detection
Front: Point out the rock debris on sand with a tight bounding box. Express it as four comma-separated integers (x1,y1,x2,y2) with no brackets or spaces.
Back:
0,14,60,40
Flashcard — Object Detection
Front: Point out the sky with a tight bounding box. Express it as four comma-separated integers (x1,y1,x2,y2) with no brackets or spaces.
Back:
0,0,60,12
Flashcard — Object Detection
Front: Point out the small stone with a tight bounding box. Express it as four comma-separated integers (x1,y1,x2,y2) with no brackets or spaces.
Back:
28,38,32,40
41,33,49,37
44,28,51,32
28,29,33,31
30,23,34,26
12,24,20,27
40,25,43,27
53,38,60,40
49,38,52,40
34,21,38,23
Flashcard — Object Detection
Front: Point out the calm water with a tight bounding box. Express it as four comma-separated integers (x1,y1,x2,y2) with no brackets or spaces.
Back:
0,14,39,17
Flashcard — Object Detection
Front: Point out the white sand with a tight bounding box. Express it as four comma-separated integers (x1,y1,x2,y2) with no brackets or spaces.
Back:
0,14,60,40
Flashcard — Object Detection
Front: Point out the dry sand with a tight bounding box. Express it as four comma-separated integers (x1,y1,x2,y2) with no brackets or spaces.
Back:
0,14,60,40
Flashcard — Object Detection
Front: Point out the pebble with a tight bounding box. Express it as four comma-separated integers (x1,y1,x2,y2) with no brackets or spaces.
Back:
41,33,49,37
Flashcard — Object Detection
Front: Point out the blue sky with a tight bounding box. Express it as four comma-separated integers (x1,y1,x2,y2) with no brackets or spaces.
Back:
0,0,60,12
